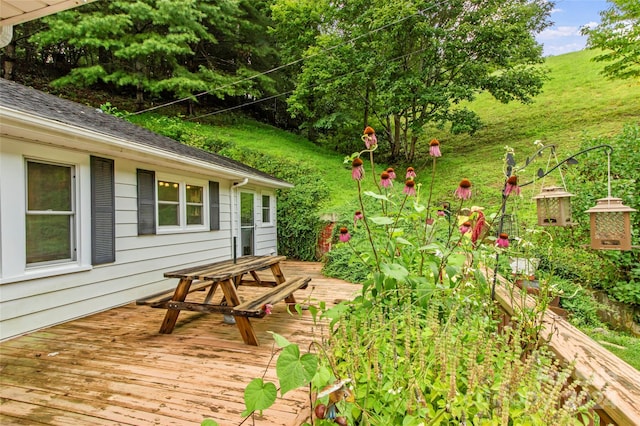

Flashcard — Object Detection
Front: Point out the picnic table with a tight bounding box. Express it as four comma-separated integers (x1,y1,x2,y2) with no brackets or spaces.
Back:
136,255,310,345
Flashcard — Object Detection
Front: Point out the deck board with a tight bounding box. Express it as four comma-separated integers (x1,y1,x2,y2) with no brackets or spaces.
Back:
0,261,360,426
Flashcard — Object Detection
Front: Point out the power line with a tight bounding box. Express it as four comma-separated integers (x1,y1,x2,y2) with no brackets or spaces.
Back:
130,1,445,116
186,45,430,121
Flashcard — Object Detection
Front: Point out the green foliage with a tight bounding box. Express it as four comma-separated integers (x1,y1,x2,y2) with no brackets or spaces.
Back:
125,112,329,260
26,0,276,110
271,0,553,161
223,146,329,260
585,328,640,371
582,0,640,80
561,124,640,305
552,277,606,328
234,133,599,425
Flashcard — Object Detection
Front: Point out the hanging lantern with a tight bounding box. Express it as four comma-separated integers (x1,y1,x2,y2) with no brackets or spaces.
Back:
586,197,636,250
532,186,575,227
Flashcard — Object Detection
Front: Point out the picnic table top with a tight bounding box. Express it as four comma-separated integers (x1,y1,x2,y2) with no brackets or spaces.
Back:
163,255,287,281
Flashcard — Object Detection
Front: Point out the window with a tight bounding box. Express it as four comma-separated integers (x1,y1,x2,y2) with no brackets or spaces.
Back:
26,160,75,265
157,179,204,230
137,170,216,234
262,194,272,225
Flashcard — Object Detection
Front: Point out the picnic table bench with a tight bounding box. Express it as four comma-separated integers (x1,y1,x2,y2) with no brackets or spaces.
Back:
136,255,310,345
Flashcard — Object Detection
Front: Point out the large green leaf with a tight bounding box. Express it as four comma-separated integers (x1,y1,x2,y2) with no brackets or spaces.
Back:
276,345,318,396
242,378,277,416
381,263,409,282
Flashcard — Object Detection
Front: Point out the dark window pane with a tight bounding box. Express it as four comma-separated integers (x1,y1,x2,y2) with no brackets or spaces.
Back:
186,205,202,225
262,195,270,223
26,215,71,263
241,193,254,226
158,204,179,226
186,185,202,203
158,181,179,202
27,162,72,211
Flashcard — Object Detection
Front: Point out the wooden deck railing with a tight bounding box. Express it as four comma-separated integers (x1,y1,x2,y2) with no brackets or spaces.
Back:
490,270,640,425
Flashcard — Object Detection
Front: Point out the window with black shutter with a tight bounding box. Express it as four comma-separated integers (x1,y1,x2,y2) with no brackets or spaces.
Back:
137,169,156,235
91,156,115,264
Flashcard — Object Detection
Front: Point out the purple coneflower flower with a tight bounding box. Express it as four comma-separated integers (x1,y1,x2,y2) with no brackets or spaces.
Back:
353,210,363,227
339,227,351,243
504,175,521,196
386,167,396,180
363,126,377,149
426,217,434,225
352,157,364,180
496,233,509,248
406,167,416,178
459,221,472,234
454,179,472,200
380,171,392,188
437,210,446,217
403,179,416,196
429,139,442,157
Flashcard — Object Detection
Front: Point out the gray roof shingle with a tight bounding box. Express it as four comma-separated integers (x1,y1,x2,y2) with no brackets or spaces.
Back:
0,78,289,186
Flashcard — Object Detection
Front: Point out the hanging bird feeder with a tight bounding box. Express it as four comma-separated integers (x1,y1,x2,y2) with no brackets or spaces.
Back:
585,149,636,250
532,186,575,227
586,197,636,250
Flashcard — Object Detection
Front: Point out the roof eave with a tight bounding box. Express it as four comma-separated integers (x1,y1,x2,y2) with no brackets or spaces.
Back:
0,107,294,189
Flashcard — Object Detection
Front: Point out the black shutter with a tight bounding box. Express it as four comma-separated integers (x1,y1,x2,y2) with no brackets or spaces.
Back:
209,181,220,231
91,156,115,265
137,169,156,235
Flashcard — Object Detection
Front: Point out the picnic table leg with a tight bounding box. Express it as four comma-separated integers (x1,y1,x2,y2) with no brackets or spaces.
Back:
219,278,259,346
270,262,297,304
159,278,192,334
203,282,219,304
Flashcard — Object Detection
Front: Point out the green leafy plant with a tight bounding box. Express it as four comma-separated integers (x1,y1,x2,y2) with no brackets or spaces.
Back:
222,129,599,425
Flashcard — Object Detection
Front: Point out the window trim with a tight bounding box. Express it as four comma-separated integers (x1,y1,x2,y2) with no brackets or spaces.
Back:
155,174,209,234
261,192,274,227
25,159,77,267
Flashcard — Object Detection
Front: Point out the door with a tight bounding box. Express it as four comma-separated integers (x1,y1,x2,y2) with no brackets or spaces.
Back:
240,192,254,256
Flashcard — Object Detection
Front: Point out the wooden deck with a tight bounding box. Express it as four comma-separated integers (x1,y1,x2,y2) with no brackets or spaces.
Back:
0,261,360,426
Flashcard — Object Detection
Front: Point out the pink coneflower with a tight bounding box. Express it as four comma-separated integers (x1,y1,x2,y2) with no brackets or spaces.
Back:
386,167,396,180
454,179,472,200
426,217,434,225
380,171,392,188
437,210,446,217
352,157,364,180
459,221,472,234
406,167,416,178
496,233,510,248
403,179,416,196
339,227,351,242
363,126,377,149
429,139,442,157
263,304,273,315
353,210,363,227
504,175,521,196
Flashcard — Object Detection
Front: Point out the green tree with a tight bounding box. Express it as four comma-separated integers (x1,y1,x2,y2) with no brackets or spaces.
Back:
271,0,553,161
582,0,640,81
27,0,264,112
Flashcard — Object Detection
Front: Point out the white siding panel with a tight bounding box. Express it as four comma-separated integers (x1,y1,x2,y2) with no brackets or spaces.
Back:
0,139,280,341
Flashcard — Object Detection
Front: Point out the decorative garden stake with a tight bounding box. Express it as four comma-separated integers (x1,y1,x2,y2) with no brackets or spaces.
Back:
532,186,575,227
586,197,636,250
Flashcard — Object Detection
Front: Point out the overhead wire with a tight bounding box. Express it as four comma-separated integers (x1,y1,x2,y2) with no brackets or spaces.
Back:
130,0,447,116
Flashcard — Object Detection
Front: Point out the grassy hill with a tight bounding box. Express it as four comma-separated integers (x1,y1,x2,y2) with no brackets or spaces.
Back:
130,49,639,218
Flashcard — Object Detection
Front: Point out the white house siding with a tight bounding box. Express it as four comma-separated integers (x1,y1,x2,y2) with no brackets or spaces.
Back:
0,138,250,341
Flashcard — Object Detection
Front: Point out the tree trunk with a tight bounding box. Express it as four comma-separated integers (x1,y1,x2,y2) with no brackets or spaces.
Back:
392,115,402,160
2,41,16,80
362,86,370,130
